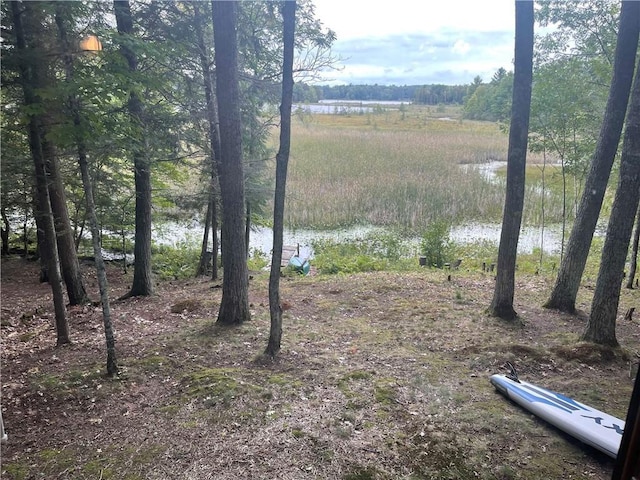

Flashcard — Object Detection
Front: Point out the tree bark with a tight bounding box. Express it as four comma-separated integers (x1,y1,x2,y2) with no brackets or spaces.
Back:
114,0,154,298
582,56,640,347
11,0,69,345
545,1,640,313
43,136,89,305
212,0,250,325
197,198,212,277
266,0,296,358
626,204,640,289
1,207,9,256
489,0,534,320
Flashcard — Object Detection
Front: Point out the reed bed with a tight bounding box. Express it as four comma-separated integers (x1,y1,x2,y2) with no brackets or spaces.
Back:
284,108,556,231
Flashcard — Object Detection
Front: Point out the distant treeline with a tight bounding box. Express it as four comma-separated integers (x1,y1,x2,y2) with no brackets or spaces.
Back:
293,82,473,105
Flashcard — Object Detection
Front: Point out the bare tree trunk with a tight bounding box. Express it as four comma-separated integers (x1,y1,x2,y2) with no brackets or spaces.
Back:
43,136,89,305
212,0,250,325
211,197,219,280
11,0,69,345
582,56,640,347
197,197,212,277
266,0,296,358
545,1,640,313
489,0,534,320
1,207,9,256
612,366,640,480
193,1,221,281
626,204,640,289
78,142,118,375
114,0,154,298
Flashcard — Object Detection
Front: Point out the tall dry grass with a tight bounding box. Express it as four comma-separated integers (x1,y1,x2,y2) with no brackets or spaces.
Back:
284,107,544,231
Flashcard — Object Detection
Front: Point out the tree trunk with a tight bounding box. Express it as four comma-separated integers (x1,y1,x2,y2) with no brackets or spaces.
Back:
582,56,640,347
55,4,118,375
11,0,69,345
545,1,640,313
612,365,640,480
1,207,9,256
114,0,154,298
212,0,250,325
489,0,534,320
197,196,212,277
625,204,640,289
43,136,89,305
194,0,221,281
266,0,296,358
78,140,119,375
245,203,251,259
211,197,219,281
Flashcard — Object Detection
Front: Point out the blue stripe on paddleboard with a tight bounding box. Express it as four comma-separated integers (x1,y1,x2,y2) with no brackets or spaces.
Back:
519,383,589,413
491,376,577,414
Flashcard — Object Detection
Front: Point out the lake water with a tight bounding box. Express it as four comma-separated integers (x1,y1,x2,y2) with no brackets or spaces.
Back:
154,221,564,259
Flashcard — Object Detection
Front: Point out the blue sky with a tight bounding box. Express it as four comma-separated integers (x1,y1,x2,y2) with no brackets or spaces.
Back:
312,0,517,86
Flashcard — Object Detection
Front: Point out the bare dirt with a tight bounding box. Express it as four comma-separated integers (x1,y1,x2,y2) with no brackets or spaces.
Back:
1,257,638,479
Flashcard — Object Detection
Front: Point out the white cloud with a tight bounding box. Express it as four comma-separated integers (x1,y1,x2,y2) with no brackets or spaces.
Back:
311,0,517,85
452,39,471,55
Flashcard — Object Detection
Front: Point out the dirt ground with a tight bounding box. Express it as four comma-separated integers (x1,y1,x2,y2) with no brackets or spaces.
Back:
1,257,638,479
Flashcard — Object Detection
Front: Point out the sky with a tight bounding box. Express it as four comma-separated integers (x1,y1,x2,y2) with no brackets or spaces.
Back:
311,0,518,86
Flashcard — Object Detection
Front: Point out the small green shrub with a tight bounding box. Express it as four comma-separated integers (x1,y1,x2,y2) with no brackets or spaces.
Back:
152,242,200,280
311,231,415,274
420,221,453,268
248,248,269,270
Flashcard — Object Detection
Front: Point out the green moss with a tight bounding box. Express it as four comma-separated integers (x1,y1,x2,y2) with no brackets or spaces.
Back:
2,462,29,480
343,466,380,480
180,367,265,409
373,379,396,405
135,355,171,372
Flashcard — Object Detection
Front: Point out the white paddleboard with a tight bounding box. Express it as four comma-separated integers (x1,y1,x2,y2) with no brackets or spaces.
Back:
490,373,624,458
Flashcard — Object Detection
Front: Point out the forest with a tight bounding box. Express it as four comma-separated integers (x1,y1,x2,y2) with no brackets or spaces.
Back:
1,0,640,478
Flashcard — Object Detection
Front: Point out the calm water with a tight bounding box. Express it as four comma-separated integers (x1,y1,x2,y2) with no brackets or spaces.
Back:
154,222,564,258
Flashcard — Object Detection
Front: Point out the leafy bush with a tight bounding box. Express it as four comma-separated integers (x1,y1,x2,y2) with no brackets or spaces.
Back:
152,242,200,280
311,231,409,274
248,248,269,270
420,221,453,268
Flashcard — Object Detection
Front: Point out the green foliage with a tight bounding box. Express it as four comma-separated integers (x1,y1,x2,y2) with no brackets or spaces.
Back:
463,69,513,122
311,231,409,274
420,221,454,268
248,248,269,270
152,242,200,280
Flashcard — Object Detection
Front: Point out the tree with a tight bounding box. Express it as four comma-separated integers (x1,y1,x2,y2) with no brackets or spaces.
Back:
192,1,222,280
544,0,640,313
114,0,154,298
582,55,640,347
626,205,640,289
489,0,534,320
212,0,250,326
55,3,117,375
266,0,296,358
10,0,69,345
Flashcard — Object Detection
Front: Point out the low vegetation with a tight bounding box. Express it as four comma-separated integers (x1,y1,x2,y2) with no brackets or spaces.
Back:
2,257,637,479
283,105,584,232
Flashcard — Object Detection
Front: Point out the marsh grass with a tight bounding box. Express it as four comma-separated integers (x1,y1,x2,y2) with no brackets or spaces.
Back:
283,105,556,231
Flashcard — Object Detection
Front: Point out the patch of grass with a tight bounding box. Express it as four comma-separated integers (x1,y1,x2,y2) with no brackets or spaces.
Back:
343,466,381,480
373,379,397,405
